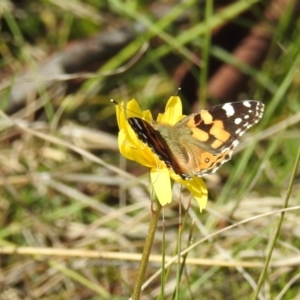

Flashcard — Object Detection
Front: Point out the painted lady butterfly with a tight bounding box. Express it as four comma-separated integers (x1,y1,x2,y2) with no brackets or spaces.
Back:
128,100,264,180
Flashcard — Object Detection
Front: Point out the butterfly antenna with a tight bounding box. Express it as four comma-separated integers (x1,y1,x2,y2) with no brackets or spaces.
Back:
110,99,153,123
175,87,181,96
110,99,119,106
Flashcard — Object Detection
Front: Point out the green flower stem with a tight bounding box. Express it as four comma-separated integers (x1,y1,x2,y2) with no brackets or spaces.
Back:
131,201,162,300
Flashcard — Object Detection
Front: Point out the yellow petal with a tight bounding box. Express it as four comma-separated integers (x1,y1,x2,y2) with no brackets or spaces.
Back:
126,99,144,118
193,193,208,212
116,99,144,131
118,129,134,160
143,109,153,121
119,131,157,167
150,168,172,206
158,96,183,125
183,177,208,212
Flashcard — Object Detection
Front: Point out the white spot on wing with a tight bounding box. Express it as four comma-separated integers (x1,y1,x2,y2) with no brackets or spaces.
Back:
141,133,148,139
232,140,239,148
243,101,251,107
222,103,235,116
234,118,242,124
132,118,143,130
235,128,242,134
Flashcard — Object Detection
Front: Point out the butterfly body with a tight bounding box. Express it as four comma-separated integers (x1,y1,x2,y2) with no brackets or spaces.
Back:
128,100,264,179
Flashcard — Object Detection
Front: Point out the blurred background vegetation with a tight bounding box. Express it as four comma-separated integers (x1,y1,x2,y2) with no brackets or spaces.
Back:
1,0,300,299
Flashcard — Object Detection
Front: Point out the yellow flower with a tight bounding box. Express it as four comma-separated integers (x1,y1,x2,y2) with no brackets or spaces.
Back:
116,96,208,212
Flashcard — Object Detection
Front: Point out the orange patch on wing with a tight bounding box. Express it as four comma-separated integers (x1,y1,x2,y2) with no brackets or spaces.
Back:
186,117,198,127
211,139,224,149
200,152,214,164
191,128,209,141
212,120,224,129
200,111,213,124
210,124,230,142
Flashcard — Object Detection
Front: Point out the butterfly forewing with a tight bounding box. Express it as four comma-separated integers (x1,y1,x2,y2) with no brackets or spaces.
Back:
186,100,264,153
128,118,173,167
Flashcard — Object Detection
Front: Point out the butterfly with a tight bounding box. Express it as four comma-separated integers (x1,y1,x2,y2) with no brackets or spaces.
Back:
127,100,264,180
